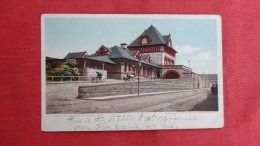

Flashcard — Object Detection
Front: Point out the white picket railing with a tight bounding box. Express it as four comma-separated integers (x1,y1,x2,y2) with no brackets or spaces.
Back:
46,76,87,82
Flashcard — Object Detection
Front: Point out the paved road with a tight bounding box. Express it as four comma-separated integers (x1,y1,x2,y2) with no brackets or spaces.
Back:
46,89,217,114
190,93,218,111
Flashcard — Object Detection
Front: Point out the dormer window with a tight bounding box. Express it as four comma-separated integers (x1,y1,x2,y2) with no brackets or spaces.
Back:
142,38,148,44
138,31,151,45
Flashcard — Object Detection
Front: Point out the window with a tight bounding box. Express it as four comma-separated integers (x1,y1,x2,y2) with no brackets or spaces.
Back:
142,38,148,44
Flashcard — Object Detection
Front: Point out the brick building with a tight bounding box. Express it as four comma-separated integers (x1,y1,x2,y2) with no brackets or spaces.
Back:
47,25,192,80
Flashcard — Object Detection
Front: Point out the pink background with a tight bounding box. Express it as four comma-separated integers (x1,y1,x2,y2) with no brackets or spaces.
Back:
1,0,260,145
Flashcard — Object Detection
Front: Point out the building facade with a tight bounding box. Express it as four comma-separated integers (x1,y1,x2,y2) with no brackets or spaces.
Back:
47,25,192,80
128,25,192,79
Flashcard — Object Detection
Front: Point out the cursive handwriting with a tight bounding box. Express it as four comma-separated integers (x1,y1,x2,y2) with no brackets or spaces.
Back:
64,113,198,131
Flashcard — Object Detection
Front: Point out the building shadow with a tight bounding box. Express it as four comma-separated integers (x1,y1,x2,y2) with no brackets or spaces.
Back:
190,91,218,111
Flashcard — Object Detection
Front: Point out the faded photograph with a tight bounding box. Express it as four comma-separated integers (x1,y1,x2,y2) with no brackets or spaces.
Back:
44,16,219,114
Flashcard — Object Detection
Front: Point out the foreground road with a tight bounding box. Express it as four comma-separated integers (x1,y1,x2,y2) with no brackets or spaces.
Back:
46,89,217,114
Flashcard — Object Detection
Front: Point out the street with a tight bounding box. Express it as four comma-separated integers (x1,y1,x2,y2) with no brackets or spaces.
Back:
46,88,217,114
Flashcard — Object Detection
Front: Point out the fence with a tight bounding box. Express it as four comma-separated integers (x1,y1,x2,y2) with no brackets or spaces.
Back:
161,65,192,71
46,76,87,82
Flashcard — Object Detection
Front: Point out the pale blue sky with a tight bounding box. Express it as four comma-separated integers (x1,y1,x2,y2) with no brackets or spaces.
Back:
45,17,218,73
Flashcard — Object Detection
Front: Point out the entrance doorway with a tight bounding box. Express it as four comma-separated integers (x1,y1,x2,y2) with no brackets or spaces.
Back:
163,70,180,79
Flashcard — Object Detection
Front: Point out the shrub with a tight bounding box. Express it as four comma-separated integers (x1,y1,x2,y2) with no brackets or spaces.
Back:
46,59,80,79
65,59,77,68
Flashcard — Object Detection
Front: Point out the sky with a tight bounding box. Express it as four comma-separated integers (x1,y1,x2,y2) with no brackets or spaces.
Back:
44,16,219,74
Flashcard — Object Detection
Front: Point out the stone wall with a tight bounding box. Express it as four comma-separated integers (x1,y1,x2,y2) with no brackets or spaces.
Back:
77,78,211,99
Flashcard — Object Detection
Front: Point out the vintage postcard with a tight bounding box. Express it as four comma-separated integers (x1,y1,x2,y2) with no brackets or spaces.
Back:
41,14,223,131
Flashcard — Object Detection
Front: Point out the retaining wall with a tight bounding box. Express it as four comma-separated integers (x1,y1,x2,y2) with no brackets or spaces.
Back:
77,78,211,99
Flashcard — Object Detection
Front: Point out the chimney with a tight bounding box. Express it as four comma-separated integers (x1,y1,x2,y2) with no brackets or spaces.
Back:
120,43,128,50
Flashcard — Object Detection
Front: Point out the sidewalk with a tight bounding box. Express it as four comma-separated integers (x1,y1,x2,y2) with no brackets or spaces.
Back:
46,78,154,85
84,89,203,101
46,79,156,86
46,79,122,84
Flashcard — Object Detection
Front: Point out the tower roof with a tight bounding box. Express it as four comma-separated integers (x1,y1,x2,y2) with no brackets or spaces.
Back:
128,25,167,47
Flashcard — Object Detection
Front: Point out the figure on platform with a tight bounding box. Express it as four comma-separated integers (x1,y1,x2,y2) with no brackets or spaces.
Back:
96,72,102,80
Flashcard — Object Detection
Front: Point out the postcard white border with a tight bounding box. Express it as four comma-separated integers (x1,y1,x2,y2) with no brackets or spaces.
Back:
41,14,223,131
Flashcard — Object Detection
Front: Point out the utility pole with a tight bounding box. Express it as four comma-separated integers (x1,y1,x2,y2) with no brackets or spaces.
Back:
203,72,206,89
204,73,206,88
192,73,194,90
138,55,142,95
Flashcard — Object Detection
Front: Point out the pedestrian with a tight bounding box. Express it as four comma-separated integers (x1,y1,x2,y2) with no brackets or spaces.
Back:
96,72,102,80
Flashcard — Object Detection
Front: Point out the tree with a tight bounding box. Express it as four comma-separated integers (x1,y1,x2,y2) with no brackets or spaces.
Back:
46,63,54,76
46,58,79,79
65,59,77,68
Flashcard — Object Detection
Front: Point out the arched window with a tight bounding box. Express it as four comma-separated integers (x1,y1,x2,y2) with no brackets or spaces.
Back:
142,38,148,44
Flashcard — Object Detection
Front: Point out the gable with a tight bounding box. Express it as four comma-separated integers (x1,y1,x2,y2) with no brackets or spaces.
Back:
64,51,87,59
163,35,172,48
129,50,142,59
96,45,110,56
135,51,141,59
142,54,152,62
146,55,152,62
